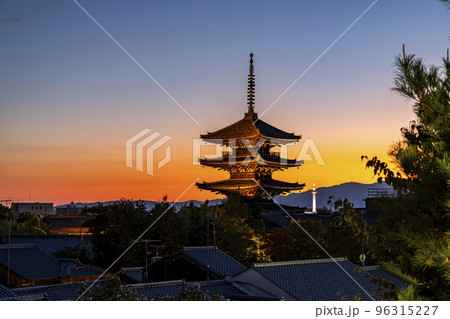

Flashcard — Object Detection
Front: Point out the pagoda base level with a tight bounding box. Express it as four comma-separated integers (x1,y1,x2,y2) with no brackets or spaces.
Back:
196,178,304,200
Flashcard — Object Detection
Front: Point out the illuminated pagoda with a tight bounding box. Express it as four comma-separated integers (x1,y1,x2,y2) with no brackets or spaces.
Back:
196,53,305,199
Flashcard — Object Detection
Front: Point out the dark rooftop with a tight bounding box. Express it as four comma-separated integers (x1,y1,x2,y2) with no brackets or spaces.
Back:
132,279,248,300
200,112,299,141
253,258,380,301
121,266,145,283
0,283,17,301
0,244,103,281
8,234,92,258
0,244,62,280
254,117,300,140
181,246,247,277
12,281,91,301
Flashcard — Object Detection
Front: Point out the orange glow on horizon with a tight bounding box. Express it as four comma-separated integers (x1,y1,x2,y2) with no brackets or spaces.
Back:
0,135,393,206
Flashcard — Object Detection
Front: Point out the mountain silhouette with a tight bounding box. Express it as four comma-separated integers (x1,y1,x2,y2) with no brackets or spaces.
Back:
275,182,393,208
55,182,392,211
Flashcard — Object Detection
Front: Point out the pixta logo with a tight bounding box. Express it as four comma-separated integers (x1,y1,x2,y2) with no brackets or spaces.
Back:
126,129,172,176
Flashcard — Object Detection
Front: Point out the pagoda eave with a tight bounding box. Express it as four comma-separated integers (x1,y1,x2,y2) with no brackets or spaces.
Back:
199,158,302,168
196,178,305,193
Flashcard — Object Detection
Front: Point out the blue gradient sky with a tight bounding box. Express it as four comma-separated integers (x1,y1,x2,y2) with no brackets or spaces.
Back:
0,0,448,204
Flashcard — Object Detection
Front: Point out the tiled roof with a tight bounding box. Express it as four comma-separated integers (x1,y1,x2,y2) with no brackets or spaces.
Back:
181,246,247,277
0,244,103,280
0,244,62,280
197,279,247,299
254,118,300,140
10,279,250,301
229,294,283,301
200,112,299,141
66,263,104,278
122,267,144,283
12,281,92,301
0,283,17,301
132,279,249,300
132,280,185,300
8,234,92,258
253,258,380,301
363,265,413,290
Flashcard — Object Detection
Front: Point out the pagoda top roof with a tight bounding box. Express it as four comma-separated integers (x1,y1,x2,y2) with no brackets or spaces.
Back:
200,53,300,142
200,112,300,141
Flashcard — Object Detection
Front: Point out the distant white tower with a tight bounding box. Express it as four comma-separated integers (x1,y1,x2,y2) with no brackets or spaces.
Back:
311,184,318,213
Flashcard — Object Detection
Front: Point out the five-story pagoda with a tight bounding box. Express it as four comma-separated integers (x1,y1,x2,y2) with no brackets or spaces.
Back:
196,53,305,199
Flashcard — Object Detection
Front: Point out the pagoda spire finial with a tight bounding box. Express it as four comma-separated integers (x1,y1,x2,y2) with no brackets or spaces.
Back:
247,53,255,113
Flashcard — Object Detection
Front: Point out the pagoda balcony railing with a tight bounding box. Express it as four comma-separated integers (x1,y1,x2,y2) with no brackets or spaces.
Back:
222,151,281,157
201,151,300,166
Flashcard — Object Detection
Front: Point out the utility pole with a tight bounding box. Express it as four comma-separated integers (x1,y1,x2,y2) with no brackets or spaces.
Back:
7,201,15,286
211,222,216,247
206,216,210,246
135,239,164,282
0,198,18,286
145,240,148,282
7,217,11,285
136,239,151,282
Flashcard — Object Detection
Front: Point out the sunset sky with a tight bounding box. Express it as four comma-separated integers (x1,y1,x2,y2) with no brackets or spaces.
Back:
0,0,448,205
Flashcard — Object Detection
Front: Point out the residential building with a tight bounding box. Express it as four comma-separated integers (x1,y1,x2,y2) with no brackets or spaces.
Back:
144,246,247,282
44,216,91,235
11,202,54,216
0,243,107,288
55,204,87,216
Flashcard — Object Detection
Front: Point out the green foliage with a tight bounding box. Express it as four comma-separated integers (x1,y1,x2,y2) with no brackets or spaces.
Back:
0,208,48,240
219,192,249,221
322,219,363,264
14,212,48,234
215,193,270,264
76,276,143,301
86,197,224,269
343,49,450,300
267,220,325,261
149,199,220,254
265,214,363,264
150,200,187,253
397,285,430,301
85,199,151,269
85,193,363,270
52,243,91,264
216,218,270,264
